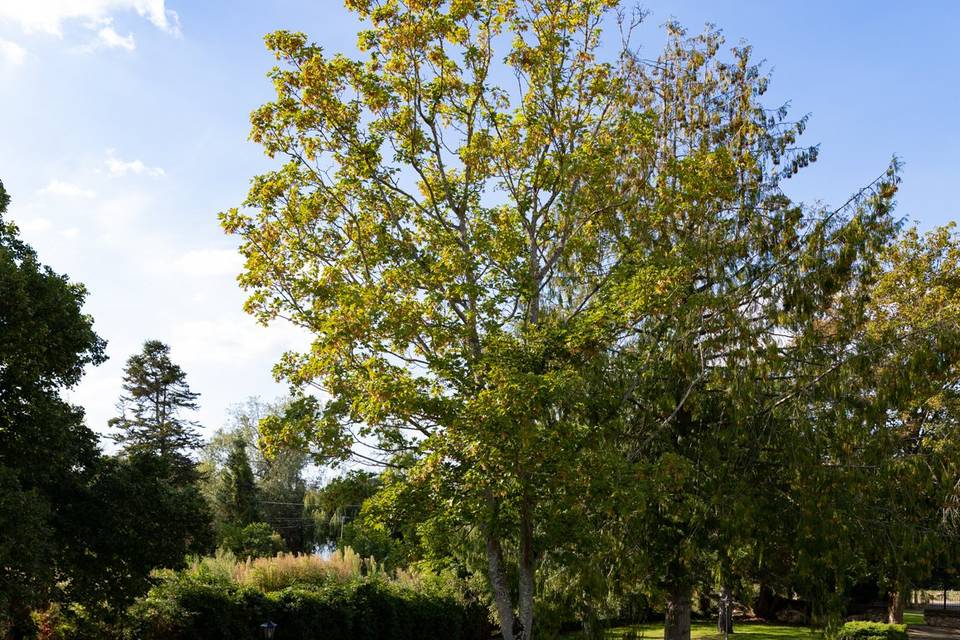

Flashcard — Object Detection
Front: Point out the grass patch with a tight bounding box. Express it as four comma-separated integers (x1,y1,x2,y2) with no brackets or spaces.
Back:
569,610,926,639
567,620,819,639
904,611,923,627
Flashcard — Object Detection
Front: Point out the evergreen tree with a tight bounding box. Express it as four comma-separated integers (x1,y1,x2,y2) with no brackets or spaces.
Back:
216,436,259,528
109,340,203,480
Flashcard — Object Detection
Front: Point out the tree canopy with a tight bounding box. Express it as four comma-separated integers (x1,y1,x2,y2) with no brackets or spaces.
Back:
220,2,934,638
110,339,204,481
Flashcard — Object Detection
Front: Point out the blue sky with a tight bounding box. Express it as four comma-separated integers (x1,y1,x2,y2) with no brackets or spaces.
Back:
0,1,956,444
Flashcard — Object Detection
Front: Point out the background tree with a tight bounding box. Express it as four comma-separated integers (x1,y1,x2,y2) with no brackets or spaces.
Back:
304,469,380,553
216,436,260,528
203,397,312,551
110,340,203,482
57,453,215,618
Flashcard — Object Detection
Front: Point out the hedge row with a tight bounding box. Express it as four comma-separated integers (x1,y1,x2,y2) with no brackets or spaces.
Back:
125,576,490,640
837,622,908,640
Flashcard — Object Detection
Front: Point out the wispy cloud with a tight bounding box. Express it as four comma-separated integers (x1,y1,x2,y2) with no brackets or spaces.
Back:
0,37,26,66
105,149,165,177
40,179,96,198
95,24,135,50
0,1,180,37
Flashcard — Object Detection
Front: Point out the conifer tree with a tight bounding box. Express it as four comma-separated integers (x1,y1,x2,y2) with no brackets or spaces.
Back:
216,436,260,527
110,340,203,481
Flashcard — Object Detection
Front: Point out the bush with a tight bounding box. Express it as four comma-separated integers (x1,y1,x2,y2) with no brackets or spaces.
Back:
124,550,489,640
221,522,285,559
838,622,908,640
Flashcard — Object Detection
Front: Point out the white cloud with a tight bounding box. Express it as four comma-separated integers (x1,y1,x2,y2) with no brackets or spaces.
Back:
172,248,243,277
0,37,26,65
0,1,180,37
171,315,310,367
105,149,165,177
96,25,135,50
40,179,96,198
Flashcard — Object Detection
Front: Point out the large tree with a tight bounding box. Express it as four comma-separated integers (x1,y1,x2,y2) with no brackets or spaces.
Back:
222,3,916,638
110,340,204,481
0,180,106,636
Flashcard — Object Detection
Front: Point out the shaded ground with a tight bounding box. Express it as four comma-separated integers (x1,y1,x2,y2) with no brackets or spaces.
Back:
566,620,817,640
567,610,936,639
907,609,960,640
908,627,960,640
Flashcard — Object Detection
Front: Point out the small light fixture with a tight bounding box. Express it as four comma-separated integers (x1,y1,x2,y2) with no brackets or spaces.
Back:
260,620,277,639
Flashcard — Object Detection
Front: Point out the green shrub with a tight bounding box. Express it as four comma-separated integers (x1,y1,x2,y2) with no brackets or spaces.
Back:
221,522,285,559
837,621,908,640
124,551,489,640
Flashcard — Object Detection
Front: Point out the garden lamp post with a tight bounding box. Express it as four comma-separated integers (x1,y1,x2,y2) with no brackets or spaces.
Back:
260,621,277,639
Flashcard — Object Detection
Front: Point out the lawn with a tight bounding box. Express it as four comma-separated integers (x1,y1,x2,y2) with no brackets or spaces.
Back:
568,612,926,639
904,611,924,626
566,620,819,640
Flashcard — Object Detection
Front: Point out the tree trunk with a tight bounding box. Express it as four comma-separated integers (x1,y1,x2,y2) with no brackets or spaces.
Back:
718,584,735,635
754,584,776,620
665,586,692,640
888,589,904,624
517,494,536,640
487,532,516,640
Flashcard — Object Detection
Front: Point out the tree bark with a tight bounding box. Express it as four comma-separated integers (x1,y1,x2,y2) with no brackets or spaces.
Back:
888,589,904,624
518,494,536,640
665,586,692,640
487,532,516,640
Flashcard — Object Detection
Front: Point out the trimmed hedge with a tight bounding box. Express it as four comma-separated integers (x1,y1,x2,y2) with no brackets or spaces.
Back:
837,622,908,640
125,575,489,640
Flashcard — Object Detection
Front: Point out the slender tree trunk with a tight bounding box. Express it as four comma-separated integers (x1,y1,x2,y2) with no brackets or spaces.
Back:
487,531,516,640
888,588,905,624
718,584,734,635
518,494,536,640
665,586,692,640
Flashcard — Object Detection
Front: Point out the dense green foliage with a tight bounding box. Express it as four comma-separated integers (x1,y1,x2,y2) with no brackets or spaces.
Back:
123,552,489,640
217,436,260,528
837,622,908,640
220,522,285,559
0,179,106,633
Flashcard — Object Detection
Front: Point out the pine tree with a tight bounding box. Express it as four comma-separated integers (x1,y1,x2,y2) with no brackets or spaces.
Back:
109,340,203,481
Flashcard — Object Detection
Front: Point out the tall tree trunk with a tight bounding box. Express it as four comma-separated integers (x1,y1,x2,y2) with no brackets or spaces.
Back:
487,532,516,640
888,588,905,624
718,584,734,635
754,583,779,620
665,586,692,640
518,494,536,640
